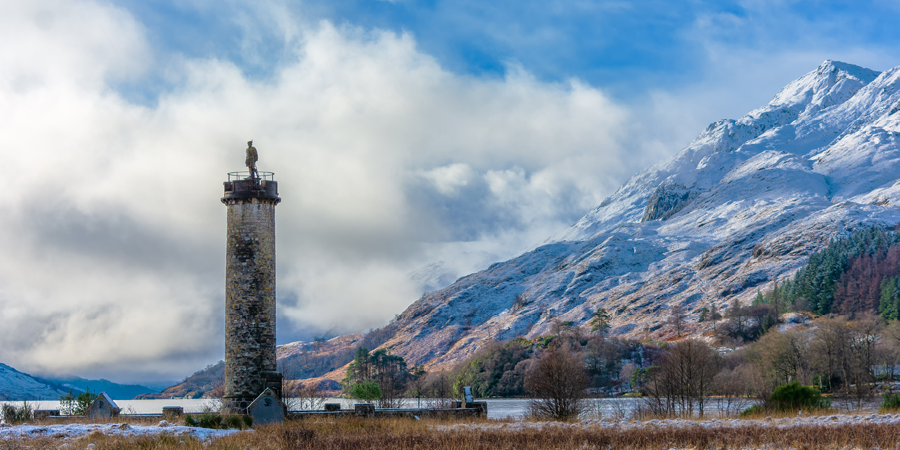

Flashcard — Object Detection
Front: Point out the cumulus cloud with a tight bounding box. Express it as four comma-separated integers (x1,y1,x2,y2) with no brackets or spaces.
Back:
0,0,657,382
417,164,475,196
5,0,896,384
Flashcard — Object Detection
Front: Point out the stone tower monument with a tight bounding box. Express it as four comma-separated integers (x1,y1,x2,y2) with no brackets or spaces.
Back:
221,142,282,413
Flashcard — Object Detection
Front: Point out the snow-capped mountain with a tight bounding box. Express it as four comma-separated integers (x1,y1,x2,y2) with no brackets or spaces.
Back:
0,363,69,401
370,60,900,370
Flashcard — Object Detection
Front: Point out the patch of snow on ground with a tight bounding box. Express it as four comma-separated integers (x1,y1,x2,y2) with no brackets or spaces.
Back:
0,420,246,441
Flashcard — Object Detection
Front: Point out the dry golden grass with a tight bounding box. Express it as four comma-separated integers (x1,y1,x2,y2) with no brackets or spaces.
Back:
5,416,900,449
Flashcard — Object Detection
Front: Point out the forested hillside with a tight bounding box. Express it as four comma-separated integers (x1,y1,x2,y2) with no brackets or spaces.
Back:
759,225,900,317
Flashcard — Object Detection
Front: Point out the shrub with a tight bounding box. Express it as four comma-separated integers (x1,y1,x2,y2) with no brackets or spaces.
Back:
59,389,98,416
184,413,252,429
768,382,830,411
349,381,383,402
740,404,766,416
1,402,33,423
225,414,252,429
881,392,900,412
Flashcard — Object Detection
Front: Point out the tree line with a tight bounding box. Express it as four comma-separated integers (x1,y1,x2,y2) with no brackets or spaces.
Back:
336,312,900,420
757,225,900,317
637,313,900,416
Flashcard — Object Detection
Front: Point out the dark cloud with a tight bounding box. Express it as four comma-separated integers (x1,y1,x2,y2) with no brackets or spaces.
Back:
23,201,220,277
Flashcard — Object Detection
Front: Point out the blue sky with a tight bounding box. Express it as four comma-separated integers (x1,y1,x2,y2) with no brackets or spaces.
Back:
0,0,898,382
114,0,900,103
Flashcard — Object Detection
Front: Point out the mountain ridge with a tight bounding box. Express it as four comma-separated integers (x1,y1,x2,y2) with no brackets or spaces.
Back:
0,362,69,401
0,361,162,401
34,376,159,400
362,60,900,371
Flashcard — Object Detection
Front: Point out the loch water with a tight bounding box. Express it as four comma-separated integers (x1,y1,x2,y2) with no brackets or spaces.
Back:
13,397,775,420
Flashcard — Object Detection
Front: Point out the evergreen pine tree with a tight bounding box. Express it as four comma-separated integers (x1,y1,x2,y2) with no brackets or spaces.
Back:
881,277,900,320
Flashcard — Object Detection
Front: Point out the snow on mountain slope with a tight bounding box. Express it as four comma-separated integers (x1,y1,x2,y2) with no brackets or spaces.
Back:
348,61,900,371
0,363,69,401
558,61,880,242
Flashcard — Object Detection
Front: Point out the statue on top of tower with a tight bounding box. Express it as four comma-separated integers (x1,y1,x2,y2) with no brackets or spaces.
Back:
246,140,259,180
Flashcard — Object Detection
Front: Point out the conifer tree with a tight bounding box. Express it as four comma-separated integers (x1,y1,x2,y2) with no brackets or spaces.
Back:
590,307,611,335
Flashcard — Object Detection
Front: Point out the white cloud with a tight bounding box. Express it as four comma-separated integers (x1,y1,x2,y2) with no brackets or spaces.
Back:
5,0,895,384
418,164,475,196
0,1,647,381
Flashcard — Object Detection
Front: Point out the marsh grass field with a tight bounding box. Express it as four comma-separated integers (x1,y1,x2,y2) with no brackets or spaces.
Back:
5,412,900,450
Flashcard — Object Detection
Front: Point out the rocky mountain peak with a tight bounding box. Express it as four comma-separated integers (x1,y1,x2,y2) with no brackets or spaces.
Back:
764,60,880,120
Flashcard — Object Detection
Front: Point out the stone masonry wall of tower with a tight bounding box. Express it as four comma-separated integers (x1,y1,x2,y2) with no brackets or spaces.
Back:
222,196,278,413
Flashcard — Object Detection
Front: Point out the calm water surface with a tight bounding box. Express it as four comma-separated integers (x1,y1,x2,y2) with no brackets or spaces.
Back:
17,396,881,420
17,397,662,420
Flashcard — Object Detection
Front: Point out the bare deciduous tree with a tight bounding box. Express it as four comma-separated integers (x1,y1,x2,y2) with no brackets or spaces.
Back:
808,314,883,408
285,383,329,411
642,339,720,418
712,363,760,416
667,305,686,337
422,371,455,408
280,361,328,411
525,344,589,421
750,328,811,397
843,313,880,408
879,320,900,387
810,315,849,393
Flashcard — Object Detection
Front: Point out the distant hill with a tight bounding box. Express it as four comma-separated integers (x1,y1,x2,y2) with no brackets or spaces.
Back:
0,362,69,401
142,331,390,398
36,376,159,400
137,361,225,399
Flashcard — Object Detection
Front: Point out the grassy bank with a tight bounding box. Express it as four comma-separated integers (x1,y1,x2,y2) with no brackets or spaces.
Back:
5,415,900,449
